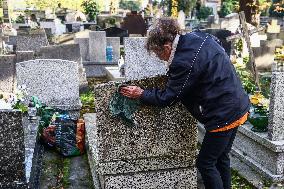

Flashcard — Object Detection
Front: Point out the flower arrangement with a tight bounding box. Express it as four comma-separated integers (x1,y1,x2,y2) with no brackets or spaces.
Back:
0,85,29,113
275,46,284,65
232,39,271,132
249,91,269,132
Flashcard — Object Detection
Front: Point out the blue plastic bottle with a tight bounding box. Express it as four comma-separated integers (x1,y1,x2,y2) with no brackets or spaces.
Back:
106,45,113,62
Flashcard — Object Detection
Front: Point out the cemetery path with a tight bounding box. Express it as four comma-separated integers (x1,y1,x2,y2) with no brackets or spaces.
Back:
40,148,94,189
68,155,94,189
40,149,60,189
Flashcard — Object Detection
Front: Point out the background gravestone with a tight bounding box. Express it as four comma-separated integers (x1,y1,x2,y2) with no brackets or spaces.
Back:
36,44,81,62
104,27,129,44
75,37,90,61
220,13,240,33
121,13,147,36
36,44,88,91
106,37,120,63
16,59,81,112
89,31,106,62
268,71,284,141
0,110,27,188
0,55,16,93
85,76,197,188
124,37,167,80
16,29,49,52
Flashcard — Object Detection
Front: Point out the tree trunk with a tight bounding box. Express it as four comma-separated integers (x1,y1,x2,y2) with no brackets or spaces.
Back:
239,0,260,26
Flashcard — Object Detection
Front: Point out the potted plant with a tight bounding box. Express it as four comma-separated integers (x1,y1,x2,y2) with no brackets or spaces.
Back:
249,91,269,132
81,0,100,22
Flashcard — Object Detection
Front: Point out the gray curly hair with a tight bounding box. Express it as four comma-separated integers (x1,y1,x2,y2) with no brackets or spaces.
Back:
146,17,181,53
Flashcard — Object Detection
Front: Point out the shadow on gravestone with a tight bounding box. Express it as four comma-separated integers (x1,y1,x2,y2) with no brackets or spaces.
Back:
16,59,81,118
16,29,49,52
75,37,90,62
84,75,198,188
89,31,106,63
16,51,35,63
124,37,167,80
0,55,16,93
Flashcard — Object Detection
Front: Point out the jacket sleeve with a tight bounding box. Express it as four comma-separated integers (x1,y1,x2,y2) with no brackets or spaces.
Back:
140,61,200,107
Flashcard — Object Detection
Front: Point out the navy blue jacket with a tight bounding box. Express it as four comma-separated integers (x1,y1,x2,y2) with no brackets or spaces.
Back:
141,31,250,132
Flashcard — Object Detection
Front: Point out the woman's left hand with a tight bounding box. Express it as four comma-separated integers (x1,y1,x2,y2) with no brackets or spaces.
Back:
120,86,144,99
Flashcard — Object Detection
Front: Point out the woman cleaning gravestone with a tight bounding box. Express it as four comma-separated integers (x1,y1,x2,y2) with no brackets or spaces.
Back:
120,17,250,189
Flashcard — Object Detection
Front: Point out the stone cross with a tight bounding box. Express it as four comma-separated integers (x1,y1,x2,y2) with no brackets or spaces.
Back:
267,19,280,34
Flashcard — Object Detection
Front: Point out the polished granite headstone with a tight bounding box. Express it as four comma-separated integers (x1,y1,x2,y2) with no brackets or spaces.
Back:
85,75,197,189
0,110,27,188
124,37,167,80
16,59,81,115
0,110,44,189
35,44,88,91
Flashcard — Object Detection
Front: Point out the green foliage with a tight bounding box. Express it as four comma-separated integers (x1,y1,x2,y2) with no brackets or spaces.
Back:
81,0,100,21
219,2,232,17
80,91,94,107
235,39,243,52
25,0,84,11
62,158,71,188
80,90,95,117
104,17,116,27
236,65,256,94
178,0,196,16
249,115,268,132
15,14,25,23
161,0,196,16
269,0,284,17
119,0,141,11
197,5,213,20
13,102,28,113
218,0,238,18
231,169,255,189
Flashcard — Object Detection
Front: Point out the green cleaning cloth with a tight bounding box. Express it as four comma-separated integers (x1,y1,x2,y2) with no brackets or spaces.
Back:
109,89,141,126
